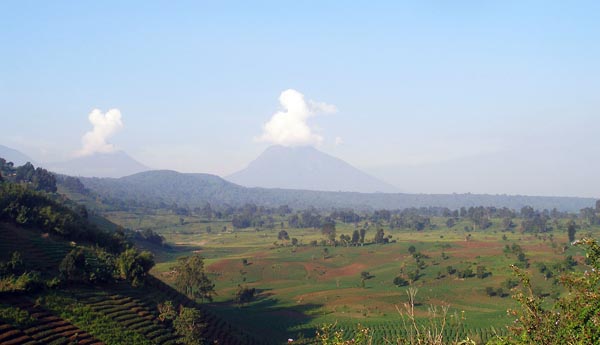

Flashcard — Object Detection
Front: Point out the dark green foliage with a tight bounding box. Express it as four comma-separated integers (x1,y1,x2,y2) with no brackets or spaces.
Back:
0,271,44,292
135,228,166,246
408,245,416,254
373,228,387,244
159,301,206,345
172,254,214,302
446,265,456,275
235,285,256,305
500,239,600,344
0,305,35,328
567,220,578,243
407,269,420,282
78,170,595,213
0,182,127,252
503,278,519,290
360,271,373,280
174,306,205,345
485,286,497,297
393,276,408,287
278,229,289,241
116,248,154,287
359,228,366,244
12,162,57,193
56,175,88,194
351,230,360,245
456,267,473,279
520,213,550,233
59,248,87,282
476,265,490,279
321,221,336,243
0,251,24,276
390,213,431,231
467,206,492,229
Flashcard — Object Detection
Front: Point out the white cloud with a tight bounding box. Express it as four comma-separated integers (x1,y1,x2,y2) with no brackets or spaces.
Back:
76,108,123,156
335,136,344,146
256,89,337,146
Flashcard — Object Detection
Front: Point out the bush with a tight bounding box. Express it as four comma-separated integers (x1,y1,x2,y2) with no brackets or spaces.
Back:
0,305,35,327
393,276,409,287
499,238,600,344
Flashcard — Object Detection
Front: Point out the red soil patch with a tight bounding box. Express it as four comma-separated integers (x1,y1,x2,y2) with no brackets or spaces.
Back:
324,263,368,279
207,260,232,273
302,262,367,280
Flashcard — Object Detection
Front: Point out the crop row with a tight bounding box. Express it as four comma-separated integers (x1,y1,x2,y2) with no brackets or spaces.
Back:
1,297,103,345
75,289,178,345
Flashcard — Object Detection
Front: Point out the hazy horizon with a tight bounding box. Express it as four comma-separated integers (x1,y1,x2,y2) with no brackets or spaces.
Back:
2,2,599,197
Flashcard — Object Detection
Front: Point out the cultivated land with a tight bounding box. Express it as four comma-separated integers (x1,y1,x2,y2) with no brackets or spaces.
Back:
103,210,594,344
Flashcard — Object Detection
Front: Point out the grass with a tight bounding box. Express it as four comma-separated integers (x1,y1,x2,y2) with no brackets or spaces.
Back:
125,213,595,344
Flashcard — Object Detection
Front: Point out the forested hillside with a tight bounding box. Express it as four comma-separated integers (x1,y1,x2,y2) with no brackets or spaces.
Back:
80,170,594,212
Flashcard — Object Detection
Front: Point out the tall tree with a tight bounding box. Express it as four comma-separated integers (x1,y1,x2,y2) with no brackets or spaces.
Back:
567,220,578,243
351,230,360,245
173,254,215,302
59,248,87,282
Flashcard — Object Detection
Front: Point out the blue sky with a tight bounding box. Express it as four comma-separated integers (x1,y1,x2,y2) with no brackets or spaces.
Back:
2,1,600,196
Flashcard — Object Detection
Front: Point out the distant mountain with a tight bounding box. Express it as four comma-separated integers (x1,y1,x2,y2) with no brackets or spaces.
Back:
0,144,35,166
79,170,595,212
47,151,149,178
227,145,398,193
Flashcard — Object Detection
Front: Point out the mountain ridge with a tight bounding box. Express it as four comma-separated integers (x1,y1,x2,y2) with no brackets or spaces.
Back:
46,151,149,178
0,144,36,166
79,169,595,212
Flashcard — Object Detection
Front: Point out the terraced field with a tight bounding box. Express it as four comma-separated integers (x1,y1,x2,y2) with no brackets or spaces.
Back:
0,223,72,274
0,220,264,345
0,296,103,345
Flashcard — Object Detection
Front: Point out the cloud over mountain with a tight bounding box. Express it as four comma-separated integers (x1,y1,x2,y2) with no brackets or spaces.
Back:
76,108,124,157
256,89,337,147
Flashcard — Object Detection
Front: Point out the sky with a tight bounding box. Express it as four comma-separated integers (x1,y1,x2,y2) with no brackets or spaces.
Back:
1,1,600,197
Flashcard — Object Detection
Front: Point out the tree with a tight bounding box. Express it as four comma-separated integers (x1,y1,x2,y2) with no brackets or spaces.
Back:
235,285,256,306
278,230,289,241
373,228,386,244
0,251,24,276
321,222,336,244
173,254,215,302
360,271,372,288
567,220,577,243
408,245,416,255
351,230,360,245
476,265,489,279
393,276,408,287
116,249,154,287
359,228,366,245
59,248,87,282
503,239,600,344
159,301,205,345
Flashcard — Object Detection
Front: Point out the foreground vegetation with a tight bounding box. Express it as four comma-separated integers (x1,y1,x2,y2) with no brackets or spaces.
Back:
2,158,600,344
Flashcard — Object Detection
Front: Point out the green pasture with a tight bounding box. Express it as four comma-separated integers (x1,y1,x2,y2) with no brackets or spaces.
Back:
121,213,596,343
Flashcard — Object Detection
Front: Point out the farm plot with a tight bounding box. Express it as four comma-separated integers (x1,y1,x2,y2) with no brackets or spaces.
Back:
0,297,103,345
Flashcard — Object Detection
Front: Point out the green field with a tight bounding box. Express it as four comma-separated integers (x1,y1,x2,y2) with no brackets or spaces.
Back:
102,211,592,344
